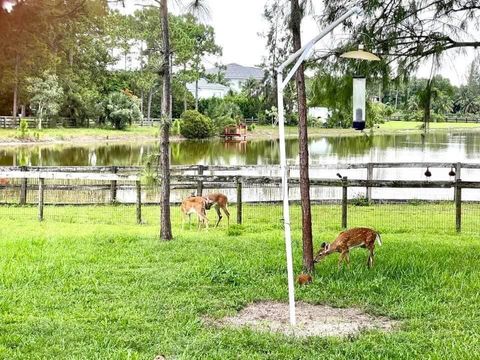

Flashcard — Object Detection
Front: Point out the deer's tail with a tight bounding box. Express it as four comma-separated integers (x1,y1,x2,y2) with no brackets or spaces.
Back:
375,232,382,246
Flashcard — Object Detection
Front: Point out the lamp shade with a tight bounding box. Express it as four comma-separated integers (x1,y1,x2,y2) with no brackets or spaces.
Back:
340,44,380,61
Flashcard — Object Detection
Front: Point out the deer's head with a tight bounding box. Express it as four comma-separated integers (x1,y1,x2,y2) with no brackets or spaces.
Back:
203,197,214,210
314,242,331,263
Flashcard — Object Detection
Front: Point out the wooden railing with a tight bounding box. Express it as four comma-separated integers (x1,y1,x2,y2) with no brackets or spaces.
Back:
1,162,480,231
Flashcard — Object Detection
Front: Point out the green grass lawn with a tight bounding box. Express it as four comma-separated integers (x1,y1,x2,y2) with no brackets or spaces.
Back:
378,121,480,130
0,125,159,142
1,204,480,359
2,120,479,145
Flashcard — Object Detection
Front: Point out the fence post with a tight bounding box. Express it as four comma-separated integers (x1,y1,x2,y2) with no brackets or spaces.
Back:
38,177,44,221
136,180,142,224
342,176,348,229
20,166,28,205
453,162,461,202
110,166,117,203
366,163,373,202
236,177,242,225
196,165,204,196
455,179,462,233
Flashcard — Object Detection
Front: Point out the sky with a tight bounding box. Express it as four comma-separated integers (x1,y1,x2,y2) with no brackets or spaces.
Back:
112,0,480,85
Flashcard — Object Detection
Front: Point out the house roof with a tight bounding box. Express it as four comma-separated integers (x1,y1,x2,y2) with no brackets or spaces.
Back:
206,63,265,81
186,78,229,91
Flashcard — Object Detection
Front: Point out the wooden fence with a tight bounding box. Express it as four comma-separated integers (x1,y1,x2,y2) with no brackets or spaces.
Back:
0,116,87,129
1,162,480,232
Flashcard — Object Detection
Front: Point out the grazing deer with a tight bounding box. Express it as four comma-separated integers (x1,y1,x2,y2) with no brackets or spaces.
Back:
0,178,9,186
204,193,230,227
314,227,382,269
180,196,213,230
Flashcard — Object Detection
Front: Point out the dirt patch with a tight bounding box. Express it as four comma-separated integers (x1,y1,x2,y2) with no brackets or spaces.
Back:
209,301,398,338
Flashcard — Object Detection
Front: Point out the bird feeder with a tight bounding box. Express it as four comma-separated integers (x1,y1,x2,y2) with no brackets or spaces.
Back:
340,44,380,131
352,76,366,131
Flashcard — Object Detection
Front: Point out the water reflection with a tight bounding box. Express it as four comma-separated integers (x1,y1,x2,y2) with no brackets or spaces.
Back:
1,130,480,167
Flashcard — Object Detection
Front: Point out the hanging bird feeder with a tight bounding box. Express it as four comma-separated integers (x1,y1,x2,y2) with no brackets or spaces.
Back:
340,44,380,131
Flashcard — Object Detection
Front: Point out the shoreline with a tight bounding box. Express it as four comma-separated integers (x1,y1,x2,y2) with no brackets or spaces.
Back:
1,123,480,148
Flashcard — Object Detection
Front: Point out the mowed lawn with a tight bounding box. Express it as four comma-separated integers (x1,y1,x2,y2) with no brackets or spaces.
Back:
1,204,480,359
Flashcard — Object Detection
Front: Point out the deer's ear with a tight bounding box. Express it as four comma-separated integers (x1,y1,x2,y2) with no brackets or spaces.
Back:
320,242,327,249
324,243,330,251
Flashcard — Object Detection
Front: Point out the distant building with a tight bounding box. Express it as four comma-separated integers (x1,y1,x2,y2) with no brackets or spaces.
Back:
186,79,229,100
187,63,265,99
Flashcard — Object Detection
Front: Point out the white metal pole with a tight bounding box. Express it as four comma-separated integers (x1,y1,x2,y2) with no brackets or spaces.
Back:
275,6,363,328
277,72,296,326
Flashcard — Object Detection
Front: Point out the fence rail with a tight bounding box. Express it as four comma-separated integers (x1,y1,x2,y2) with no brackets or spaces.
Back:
1,162,480,232
0,116,87,129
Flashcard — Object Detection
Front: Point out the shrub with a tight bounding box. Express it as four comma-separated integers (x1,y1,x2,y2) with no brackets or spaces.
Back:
101,91,142,130
170,119,182,136
17,118,29,139
180,110,214,139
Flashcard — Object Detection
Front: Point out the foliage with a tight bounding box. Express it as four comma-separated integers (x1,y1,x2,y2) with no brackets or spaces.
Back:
17,118,29,139
180,110,214,139
170,119,182,136
101,90,142,130
321,1,480,80
366,102,394,128
26,72,64,129
310,71,353,128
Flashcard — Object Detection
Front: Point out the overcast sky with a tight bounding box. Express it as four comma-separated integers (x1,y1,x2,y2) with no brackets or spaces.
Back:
114,0,479,86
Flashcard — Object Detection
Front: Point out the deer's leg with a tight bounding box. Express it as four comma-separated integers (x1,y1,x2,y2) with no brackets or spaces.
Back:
367,246,375,268
344,251,351,268
223,206,230,228
338,252,346,270
198,212,209,230
214,205,222,227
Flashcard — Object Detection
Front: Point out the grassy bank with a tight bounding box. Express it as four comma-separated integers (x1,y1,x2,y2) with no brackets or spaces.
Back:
1,203,480,359
1,121,480,146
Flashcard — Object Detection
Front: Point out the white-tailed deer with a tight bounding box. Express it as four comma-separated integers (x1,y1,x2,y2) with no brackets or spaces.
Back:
0,178,9,186
314,227,382,268
204,193,230,227
180,196,213,230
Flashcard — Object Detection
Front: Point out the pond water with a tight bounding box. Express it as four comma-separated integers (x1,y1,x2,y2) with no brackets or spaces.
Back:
1,131,480,167
1,130,480,201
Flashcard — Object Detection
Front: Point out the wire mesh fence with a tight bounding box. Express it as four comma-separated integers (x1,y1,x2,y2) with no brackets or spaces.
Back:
1,164,480,235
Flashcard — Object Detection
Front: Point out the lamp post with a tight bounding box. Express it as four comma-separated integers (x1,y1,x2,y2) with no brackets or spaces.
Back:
276,6,379,326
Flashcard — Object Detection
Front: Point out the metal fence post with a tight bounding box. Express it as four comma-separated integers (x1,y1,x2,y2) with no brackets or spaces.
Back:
136,180,142,224
342,176,348,229
20,166,27,205
366,163,373,202
38,177,44,221
197,165,204,196
110,166,117,203
236,177,242,225
455,179,462,233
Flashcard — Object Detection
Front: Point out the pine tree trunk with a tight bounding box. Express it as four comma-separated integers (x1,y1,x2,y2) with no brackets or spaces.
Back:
290,0,314,272
159,0,172,240
12,53,19,121
147,89,153,125
195,78,199,110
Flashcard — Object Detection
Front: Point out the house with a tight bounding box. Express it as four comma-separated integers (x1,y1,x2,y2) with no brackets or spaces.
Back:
186,79,229,100
186,63,265,99
206,63,265,92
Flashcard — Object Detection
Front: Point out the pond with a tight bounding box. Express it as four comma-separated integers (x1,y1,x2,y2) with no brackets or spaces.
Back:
2,130,480,167
1,130,480,201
